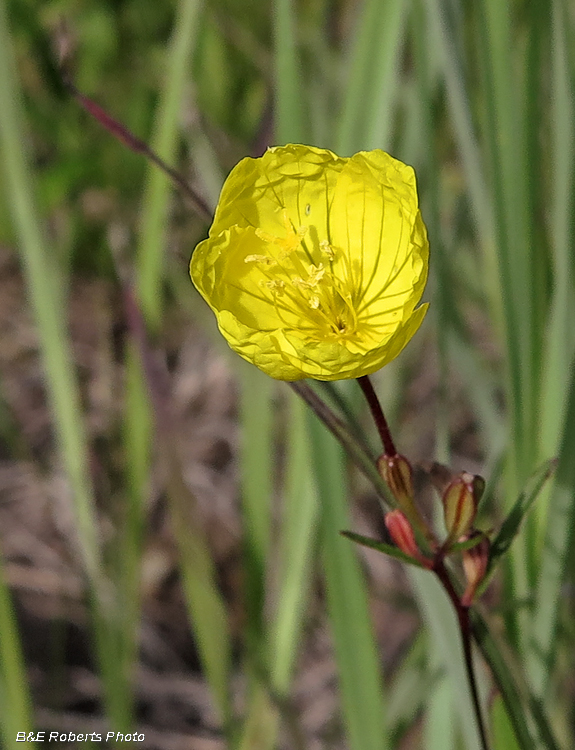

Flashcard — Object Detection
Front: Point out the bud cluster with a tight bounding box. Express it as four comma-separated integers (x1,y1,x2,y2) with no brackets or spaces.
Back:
377,454,491,606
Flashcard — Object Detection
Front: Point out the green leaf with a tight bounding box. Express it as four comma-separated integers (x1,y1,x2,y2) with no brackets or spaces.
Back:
487,460,556,572
341,530,427,569
448,533,490,556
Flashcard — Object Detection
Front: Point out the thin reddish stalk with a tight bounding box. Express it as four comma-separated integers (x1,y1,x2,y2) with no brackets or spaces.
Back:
357,375,396,456
434,559,490,750
63,78,214,224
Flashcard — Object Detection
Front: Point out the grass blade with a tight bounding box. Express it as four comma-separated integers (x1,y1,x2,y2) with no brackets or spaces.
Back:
137,0,205,329
0,0,103,597
308,413,388,750
336,0,407,155
529,363,575,696
240,393,320,750
0,559,34,749
536,0,575,494
273,0,306,144
239,363,275,650
476,0,537,487
491,694,521,750
423,0,493,242
270,393,319,695
410,570,483,750
125,287,232,724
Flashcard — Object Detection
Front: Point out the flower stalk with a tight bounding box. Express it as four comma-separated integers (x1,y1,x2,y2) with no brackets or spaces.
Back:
357,375,397,456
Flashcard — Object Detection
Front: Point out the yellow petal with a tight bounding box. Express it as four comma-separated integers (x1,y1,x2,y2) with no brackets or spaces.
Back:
210,145,343,243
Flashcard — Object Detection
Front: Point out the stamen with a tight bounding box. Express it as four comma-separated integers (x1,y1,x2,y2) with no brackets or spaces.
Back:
245,254,277,265
261,279,285,293
320,240,335,260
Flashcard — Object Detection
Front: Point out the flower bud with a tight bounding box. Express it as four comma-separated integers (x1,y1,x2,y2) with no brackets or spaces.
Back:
377,454,414,508
442,472,484,547
461,535,490,606
385,510,431,568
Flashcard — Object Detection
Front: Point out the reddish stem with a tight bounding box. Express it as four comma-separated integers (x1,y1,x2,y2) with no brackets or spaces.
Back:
433,559,490,750
64,78,214,224
357,375,397,456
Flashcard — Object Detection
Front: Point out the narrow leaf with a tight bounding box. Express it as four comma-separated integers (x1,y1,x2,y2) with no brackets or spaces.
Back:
341,530,427,569
487,460,556,571
530,359,575,695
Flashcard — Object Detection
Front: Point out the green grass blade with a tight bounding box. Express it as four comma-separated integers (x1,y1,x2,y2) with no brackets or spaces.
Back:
307,413,388,750
137,0,204,329
273,0,306,144
239,393,320,750
425,665,456,750
474,0,543,656
491,694,521,750
125,286,232,725
336,0,407,155
529,363,575,696
0,559,35,749
423,0,493,242
0,3,142,733
0,0,103,602
165,459,233,725
239,363,275,651
536,0,575,489
471,608,560,750
476,0,536,485
270,393,319,694
235,364,276,749
410,570,483,750
128,0,211,722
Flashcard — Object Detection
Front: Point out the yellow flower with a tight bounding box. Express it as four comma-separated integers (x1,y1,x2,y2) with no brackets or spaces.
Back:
190,144,429,381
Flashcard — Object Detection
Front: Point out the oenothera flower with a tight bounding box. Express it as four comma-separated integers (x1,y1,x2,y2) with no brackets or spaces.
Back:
190,145,429,380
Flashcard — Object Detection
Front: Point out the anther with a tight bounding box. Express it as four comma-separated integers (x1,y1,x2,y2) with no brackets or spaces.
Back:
245,254,277,265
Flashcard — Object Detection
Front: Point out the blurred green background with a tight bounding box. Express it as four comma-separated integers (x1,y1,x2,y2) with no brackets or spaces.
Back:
0,0,574,748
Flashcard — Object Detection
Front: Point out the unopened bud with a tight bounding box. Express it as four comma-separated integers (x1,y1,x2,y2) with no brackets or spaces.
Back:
442,472,484,546
461,535,490,606
385,510,431,568
377,454,414,508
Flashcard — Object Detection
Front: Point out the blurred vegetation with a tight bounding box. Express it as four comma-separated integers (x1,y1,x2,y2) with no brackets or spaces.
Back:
1,0,575,749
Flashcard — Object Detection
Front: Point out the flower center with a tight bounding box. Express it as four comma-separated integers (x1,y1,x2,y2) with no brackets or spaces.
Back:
244,211,358,340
